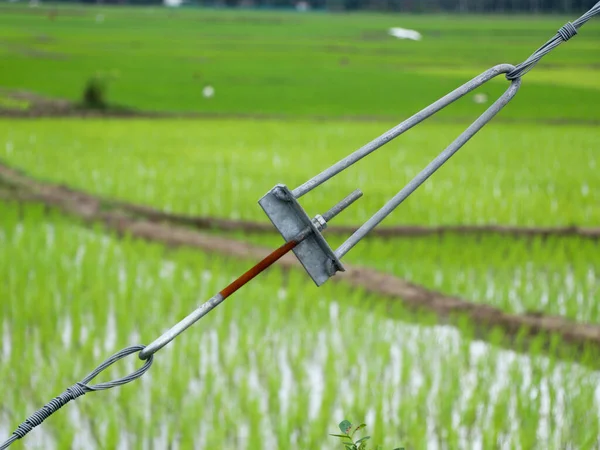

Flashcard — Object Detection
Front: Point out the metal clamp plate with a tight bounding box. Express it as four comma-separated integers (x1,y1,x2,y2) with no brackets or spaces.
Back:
258,184,344,286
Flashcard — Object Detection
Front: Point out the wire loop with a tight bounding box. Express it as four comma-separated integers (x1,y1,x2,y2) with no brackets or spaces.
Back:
0,345,152,450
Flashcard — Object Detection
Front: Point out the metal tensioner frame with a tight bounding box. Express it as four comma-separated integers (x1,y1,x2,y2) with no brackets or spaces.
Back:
259,64,521,287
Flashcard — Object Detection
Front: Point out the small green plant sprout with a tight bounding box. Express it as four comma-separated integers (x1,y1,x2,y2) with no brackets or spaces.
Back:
329,419,404,450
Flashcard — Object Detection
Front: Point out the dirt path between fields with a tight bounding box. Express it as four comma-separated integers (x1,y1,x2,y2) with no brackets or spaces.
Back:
1,88,599,126
1,162,599,240
3,161,600,359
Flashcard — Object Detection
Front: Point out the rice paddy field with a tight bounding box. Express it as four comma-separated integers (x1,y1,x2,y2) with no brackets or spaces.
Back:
1,119,598,226
2,202,600,450
1,3,600,450
1,3,600,120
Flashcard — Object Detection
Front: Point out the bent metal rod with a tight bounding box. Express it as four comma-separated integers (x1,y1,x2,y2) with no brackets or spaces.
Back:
140,64,522,361
138,188,363,360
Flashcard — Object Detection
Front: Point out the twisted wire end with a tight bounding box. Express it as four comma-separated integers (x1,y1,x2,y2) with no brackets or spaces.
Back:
557,22,578,41
1,345,152,450
505,4,598,81
12,383,89,439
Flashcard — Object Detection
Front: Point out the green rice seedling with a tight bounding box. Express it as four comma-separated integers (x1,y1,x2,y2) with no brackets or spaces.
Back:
1,5,600,120
1,118,598,227
3,201,600,449
341,234,600,323
4,119,598,330
241,229,599,325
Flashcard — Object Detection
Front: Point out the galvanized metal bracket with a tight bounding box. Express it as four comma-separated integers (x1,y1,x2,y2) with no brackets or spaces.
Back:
258,184,344,286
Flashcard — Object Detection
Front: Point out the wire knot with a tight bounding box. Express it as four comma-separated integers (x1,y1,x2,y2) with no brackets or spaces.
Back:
12,383,89,439
2,345,153,450
557,22,578,41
